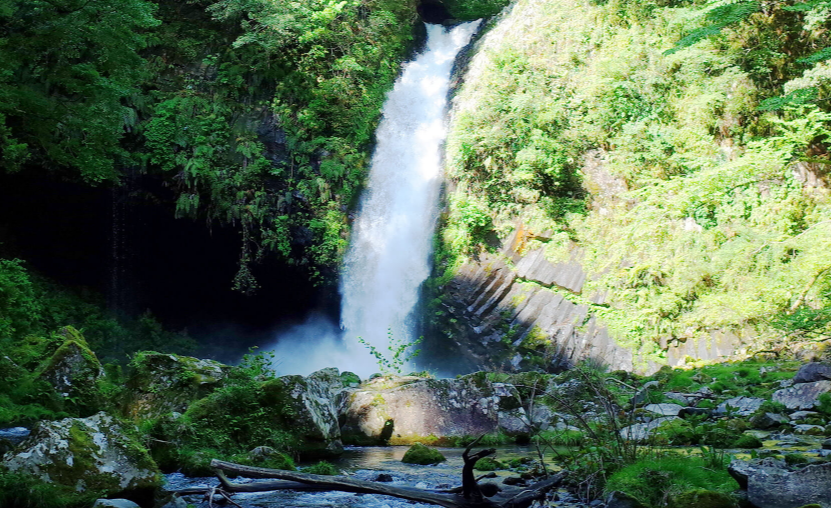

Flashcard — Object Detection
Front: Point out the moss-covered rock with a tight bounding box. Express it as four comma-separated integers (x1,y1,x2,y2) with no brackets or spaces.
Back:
401,443,446,465
37,326,103,415
124,352,230,420
1,412,160,503
670,489,736,508
473,457,504,471
733,433,763,448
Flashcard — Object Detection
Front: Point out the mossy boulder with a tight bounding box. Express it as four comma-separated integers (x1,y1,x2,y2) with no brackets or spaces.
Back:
473,457,504,471
1,412,160,503
37,326,103,414
340,374,504,446
670,489,736,508
401,443,446,465
124,352,230,420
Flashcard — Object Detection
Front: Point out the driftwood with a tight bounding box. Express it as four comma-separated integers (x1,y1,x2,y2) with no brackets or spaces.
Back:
177,438,566,508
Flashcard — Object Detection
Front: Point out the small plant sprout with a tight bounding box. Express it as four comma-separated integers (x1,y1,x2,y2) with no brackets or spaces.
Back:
357,328,422,375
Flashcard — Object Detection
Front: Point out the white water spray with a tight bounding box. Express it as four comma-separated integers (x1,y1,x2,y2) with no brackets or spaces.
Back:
269,21,480,377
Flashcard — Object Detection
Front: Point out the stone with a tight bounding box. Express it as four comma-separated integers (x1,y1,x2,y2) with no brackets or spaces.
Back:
619,417,679,442
745,461,831,508
663,392,690,405
790,411,820,421
794,424,825,435
793,363,831,384
92,500,140,508
38,326,103,410
401,443,446,465
605,490,647,508
822,438,831,450
374,473,393,482
751,412,789,430
773,381,831,410
341,373,503,445
2,412,160,498
670,489,735,508
715,396,764,416
643,403,684,416
124,352,230,420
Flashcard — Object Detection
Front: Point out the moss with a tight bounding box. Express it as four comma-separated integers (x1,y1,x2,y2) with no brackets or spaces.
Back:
0,471,97,508
733,434,763,449
340,371,361,387
302,460,339,475
401,443,446,465
473,457,505,471
784,453,810,466
670,489,737,508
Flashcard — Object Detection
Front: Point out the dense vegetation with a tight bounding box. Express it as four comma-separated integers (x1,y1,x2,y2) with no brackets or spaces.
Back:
439,0,831,365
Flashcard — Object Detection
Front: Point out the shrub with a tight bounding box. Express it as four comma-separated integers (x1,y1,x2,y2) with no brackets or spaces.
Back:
732,434,763,449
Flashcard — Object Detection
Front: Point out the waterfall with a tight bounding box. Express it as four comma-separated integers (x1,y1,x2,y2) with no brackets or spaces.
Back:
269,21,481,377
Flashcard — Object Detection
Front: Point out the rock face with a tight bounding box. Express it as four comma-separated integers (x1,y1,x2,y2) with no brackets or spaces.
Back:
436,237,637,373
38,326,103,412
124,353,230,419
262,368,345,456
341,374,506,445
773,380,831,410
730,459,831,508
2,412,160,498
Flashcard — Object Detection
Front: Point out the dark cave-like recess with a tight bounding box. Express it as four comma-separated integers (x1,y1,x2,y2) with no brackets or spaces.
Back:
418,1,453,24
0,171,336,357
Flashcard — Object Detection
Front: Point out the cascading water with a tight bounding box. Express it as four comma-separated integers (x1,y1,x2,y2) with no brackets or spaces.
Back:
269,21,481,377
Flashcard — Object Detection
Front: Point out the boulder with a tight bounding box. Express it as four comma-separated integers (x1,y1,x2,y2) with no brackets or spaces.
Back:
679,407,712,419
0,426,30,445
630,381,660,406
38,326,103,412
644,403,684,416
261,368,345,456
822,438,831,450
773,381,831,410
2,412,160,499
619,417,679,442
736,460,831,508
793,363,831,384
793,424,825,435
401,443,446,465
751,412,789,430
715,396,764,416
341,373,503,445
124,352,230,420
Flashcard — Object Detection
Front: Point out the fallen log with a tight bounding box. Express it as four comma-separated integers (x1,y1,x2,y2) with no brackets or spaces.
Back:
205,457,566,508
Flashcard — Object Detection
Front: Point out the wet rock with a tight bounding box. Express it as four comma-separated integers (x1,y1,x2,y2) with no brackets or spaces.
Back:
341,373,502,445
38,326,103,411
124,352,230,420
374,473,393,482
751,412,789,429
619,417,679,442
605,490,647,508
773,380,831,410
503,476,524,486
2,412,160,499
401,443,446,465
822,438,831,450
715,396,764,416
793,362,831,384
644,403,684,416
